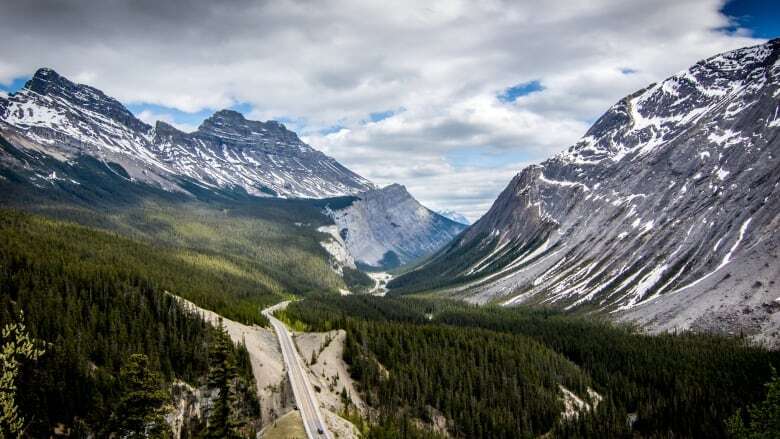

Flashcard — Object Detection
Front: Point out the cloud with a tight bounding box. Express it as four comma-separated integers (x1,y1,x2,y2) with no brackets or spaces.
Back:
135,109,199,133
0,0,764,221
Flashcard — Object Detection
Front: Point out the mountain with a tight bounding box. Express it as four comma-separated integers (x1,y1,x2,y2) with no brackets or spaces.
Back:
326,184,467,269
0,68,373,198
0,67,467,277
390,39,780,343
437,209,470,225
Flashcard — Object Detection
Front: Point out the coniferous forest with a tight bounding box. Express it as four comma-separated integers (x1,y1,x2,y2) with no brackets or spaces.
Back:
3,205,780,437
281,295,780,438
0,210,259,436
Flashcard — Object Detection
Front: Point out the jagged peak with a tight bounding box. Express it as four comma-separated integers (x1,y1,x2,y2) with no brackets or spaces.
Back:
195,108,305,149
207,108,246,122
559,39,779,166
25,67,77,96
18,67,150,132
155,120,178,130
152,120,188,138
382,183,407,193
199,108,289,131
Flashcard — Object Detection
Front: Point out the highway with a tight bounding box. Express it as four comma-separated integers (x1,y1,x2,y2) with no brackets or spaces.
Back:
263,302,331,439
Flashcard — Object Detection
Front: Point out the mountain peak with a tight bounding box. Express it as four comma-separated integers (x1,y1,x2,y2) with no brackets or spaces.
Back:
18,67,149,133
382,183,407,193
560,38,779,166
438,210,470,225
391,39,780,343
210,108,246,121
25,67,76,96
196,109,301,146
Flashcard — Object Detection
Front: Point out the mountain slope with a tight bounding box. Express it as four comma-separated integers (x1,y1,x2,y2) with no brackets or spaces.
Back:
390,39,780,343
0,68,468,292
0,68,373,198
326,184,467,269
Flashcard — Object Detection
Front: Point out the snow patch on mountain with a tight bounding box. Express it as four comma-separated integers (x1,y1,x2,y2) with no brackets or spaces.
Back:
0,68,373,199
437,210,470,225
391,38,780,344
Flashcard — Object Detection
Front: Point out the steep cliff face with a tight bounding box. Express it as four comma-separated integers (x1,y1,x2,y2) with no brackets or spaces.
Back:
390,39,780,342
0,68,373,198
327,184,467,269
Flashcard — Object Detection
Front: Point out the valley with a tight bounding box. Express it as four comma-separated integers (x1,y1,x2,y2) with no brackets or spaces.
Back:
0,14,779,439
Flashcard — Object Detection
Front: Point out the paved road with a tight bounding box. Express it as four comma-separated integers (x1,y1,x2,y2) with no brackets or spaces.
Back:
263,302,331,439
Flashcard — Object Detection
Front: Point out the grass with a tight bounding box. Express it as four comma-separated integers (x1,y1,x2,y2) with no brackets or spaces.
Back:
261,410,308,439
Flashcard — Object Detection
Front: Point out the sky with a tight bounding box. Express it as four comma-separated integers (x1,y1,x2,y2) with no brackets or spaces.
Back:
0,0,776,221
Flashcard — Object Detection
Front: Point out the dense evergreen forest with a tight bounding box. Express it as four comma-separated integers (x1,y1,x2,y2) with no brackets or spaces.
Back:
0,210,259,436
0,149,372,311
282,295,780,438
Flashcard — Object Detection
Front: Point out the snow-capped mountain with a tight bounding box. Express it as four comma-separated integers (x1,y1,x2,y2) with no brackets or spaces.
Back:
0,68,468,274
0,68,373,198
327,184,467,269
390,39,780,343
437,210,470,225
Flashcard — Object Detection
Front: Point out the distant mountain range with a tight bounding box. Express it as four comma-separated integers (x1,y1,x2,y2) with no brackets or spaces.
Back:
391,38,780,345
437,210,470,225
0,68,463,270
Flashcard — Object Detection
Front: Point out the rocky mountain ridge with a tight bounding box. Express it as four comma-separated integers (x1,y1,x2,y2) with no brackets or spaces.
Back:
0,68,464,274
0,68,373,198
390,38,780,344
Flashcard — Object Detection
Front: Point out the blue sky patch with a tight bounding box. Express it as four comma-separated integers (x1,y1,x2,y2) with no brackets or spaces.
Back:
448,148,533,168
319,124,345,135
498,80,544,103
621,68,638,75
721,0,780,39
0,76,31,94
125,103,214,130
125,101,258,131
369,109,396,122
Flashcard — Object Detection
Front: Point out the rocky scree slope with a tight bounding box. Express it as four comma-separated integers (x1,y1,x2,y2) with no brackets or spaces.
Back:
390,39,780,344
326,184,467,269
0,68,373,198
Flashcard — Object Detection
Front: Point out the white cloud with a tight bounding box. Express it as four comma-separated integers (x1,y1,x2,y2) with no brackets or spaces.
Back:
0,0,764,221
136,109,198,133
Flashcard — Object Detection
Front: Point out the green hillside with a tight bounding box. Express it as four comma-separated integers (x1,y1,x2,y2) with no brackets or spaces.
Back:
0,210,260,435
281,295,780,438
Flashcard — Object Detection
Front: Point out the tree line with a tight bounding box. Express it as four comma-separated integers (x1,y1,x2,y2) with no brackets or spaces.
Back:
0,210,259,436
283,295,780,438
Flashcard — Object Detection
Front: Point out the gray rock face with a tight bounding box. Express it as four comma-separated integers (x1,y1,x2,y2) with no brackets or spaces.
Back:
391,39,780,344
0,68,373,198
328,184,467,269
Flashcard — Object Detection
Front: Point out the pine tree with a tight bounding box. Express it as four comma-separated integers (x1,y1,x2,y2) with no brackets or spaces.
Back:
0,311,45,438
728,366,780,439
206,319,245,438
109,353,171,438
